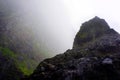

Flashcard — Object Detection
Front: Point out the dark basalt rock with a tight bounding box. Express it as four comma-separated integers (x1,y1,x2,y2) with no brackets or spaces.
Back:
28,17,120,80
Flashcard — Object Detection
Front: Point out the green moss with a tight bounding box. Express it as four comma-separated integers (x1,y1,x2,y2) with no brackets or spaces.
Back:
17,58,37,76
79,33,88,39
0,47,16,58
0,47,37,76
17,61,32,75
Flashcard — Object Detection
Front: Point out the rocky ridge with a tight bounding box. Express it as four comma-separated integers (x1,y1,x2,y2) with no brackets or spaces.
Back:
29,17,120,80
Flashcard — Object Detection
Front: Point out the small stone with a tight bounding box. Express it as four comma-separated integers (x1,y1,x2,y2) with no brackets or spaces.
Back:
102,58,113,64
41,66,45,71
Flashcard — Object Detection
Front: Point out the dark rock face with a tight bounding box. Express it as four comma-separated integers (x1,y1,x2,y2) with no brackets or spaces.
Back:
29,17,120,80
73,16,110,48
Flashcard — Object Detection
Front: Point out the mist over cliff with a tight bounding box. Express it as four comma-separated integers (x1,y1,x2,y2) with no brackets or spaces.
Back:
0,0,77,58
29,17,120,80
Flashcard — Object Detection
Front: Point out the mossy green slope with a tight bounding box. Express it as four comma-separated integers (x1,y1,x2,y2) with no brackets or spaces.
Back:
0,47,38,79
0,47,22,80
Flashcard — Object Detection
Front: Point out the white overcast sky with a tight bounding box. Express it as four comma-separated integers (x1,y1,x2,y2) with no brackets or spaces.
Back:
1,0,120,56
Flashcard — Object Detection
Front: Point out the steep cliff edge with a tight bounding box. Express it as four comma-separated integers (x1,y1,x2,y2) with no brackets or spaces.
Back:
29,17,120,80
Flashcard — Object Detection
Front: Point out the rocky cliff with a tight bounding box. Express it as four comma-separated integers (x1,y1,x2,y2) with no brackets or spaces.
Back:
29,17,120,80
0,12,40,80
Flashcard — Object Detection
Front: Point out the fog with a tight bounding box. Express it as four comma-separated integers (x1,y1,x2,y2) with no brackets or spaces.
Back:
1,0,120,58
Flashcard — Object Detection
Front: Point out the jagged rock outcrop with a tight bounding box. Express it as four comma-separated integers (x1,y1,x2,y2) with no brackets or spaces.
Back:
28,17,120,80
73,16,110,49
